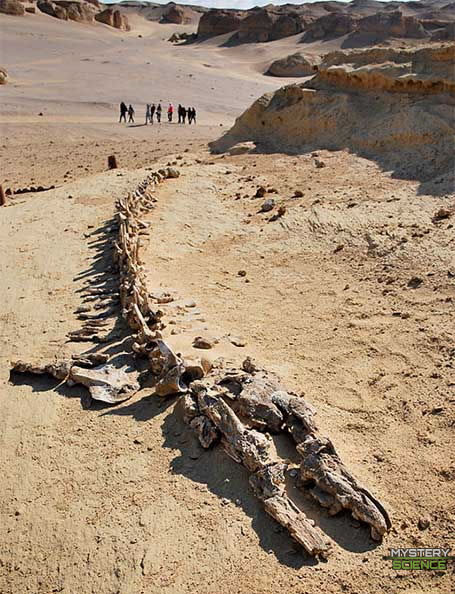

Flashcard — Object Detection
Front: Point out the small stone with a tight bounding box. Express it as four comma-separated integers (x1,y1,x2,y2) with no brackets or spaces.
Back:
166,168,180,179
238,270,247,277
242,356,257,373
314,159,326,168
260,198,275,213
432,207,452,223
255,186,266,198
193,335,217,349
408,276,423,289
294,190,303,197
418,516,431,530
230,335,246,347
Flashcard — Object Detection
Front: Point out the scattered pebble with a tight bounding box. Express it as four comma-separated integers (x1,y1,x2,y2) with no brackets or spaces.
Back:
260,198,275,213
418,516,431,530
255,186,266,198
230,335,247,347
408,276,423,289
193,335,217,349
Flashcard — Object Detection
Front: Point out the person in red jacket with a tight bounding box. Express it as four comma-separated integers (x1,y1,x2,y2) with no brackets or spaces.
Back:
167,104,174,123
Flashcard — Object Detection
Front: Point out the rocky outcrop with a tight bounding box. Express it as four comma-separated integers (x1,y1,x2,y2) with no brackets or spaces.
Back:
431,21,455,40
197,9,245,38
56,1,96,22
0,67,8,85
37,0,96,21
37,0,66,19
303,9,431,42
357,10,428,38
271,13,311,40
38,0,125,25
267,52,319,77
0,0,25,16
321,47,413,68
303,13,359,41
161,3,191,25
95,7,130,31
236,8,307,43
210,45,455,182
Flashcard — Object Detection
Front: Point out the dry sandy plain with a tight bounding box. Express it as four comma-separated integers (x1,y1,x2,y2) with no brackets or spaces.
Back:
0,9,454,594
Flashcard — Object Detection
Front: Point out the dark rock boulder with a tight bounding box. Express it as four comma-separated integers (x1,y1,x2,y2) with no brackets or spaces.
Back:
161,3,193,25
267,52,319,77
197,8,245,39
37,0,67,19
357,11,428,38
55,1,95,23
95,7,130,31
303,13,359,41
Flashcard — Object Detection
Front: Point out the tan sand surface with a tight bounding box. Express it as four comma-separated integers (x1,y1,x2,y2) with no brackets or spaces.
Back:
0,9,454,594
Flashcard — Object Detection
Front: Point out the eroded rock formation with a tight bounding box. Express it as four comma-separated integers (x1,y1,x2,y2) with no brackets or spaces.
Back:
267,52,319,77
161,2,192,25
0,67,8,84
210,45,455,182
236,8,307,43
95,7,130,31
37,0,97,22
303,13,359,41
197,8,246,38
0,0,25,16
356,10,428,39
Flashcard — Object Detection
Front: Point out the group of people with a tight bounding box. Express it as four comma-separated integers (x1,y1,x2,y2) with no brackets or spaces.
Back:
177,104,197,125
119,102,135,123
119,102,197,125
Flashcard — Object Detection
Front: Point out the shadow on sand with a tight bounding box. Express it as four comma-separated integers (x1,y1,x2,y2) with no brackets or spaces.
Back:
102,395,379,567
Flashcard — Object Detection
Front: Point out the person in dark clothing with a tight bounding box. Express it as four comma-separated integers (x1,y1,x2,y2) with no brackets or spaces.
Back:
156,103,162,123
119,102,127,123
128,104,135,123
150,103,156,124
188,107,196,124
181,106,187,124
192,107,197,124
178,104,183,124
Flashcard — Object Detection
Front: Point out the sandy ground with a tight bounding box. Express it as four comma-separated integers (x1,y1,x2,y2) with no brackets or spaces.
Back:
0,9,454,594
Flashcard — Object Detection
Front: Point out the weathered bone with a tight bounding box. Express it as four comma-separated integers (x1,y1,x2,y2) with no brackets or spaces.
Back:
297,434,392,541
11,169,391,558
70,363,140,404
11,360,71,381
191,382,332,557
250,463,332,558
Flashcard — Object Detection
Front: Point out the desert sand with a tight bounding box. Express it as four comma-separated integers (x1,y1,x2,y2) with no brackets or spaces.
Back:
0,5,454,594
